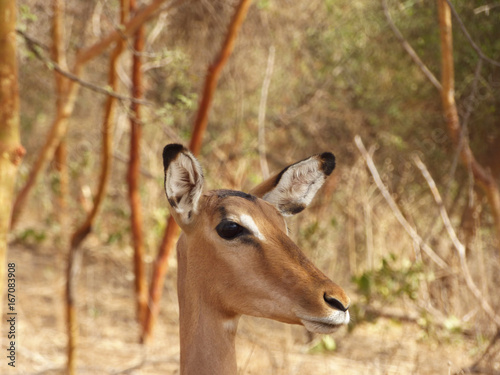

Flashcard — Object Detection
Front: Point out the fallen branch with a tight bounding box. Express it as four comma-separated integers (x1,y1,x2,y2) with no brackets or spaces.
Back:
354,135,448,269
412,154,500,328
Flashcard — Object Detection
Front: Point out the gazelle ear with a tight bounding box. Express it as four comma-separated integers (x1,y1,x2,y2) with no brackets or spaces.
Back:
163,144,204,226
250,152,335,216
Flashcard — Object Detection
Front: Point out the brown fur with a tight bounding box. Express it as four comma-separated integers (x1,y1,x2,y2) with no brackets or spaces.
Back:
175,191,348,375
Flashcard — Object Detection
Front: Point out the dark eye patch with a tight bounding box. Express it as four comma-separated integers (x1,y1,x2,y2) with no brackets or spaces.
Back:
216,220,248,240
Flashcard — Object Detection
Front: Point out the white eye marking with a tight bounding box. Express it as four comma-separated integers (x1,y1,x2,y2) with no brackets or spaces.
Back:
239,214,265,241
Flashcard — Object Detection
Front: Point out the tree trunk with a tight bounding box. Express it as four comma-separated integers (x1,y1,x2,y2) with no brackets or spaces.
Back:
66,2,129,373
128,0,148,329
0,0,25,321
437,0,500,249
52,0,69,224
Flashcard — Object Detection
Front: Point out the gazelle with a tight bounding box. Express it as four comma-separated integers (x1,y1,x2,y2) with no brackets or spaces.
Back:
163,144,350,375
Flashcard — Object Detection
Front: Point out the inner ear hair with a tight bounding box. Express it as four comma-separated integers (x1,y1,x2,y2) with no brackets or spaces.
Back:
251,153,335,199
163,144,204,223
252,152,335,216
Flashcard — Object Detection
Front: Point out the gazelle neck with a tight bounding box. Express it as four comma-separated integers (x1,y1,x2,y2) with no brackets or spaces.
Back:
177,236,240,375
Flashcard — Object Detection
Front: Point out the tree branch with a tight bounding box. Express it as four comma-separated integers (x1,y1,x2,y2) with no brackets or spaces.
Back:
188,0,253,155
444,0,500,67
75,0,173,66
17,30,152,105
382,0,442,91
354,135,448,269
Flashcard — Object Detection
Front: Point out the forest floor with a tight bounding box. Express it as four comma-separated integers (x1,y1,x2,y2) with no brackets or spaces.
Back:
3,240,495,375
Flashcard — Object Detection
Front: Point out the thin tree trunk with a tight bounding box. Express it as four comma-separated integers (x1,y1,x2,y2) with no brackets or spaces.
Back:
141,0,254,343
142,215,179,343
188,0,253,155
258,45,275,180
10,71,80,228
437,0,500,248
128,0,148,328
0,0,25,322
66,2,129,373
52,0,69,224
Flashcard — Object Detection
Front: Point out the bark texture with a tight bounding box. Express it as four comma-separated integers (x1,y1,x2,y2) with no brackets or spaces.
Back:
0,0,25,321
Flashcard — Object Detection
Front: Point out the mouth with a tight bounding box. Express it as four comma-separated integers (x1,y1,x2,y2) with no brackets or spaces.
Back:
300,319,343,334
299,311,350,334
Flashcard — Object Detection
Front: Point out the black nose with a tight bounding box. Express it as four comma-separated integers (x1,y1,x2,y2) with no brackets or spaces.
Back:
324,293,348,312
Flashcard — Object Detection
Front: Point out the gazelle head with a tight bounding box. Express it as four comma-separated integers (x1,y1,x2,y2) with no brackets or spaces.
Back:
163,144,349,335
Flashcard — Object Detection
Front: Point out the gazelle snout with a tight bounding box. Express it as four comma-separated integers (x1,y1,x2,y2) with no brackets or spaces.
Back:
296,280,350,334
299,291,350,334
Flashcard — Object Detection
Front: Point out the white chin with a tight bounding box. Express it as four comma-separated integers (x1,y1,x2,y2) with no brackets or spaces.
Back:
301,319,342,334
300,311,350,334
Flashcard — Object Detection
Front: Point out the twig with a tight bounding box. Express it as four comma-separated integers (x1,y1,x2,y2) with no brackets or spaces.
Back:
354,136,448,269
113,152,155,179
17,29,152,106
474,3,500,15
382,0,442,91
444,0,500,67
413,154,500,328
257,45,275,180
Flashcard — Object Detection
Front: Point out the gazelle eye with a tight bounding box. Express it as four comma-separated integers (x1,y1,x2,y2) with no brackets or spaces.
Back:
216,221,246,240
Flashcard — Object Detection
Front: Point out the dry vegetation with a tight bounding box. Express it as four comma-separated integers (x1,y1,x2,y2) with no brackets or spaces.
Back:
4,0,500,374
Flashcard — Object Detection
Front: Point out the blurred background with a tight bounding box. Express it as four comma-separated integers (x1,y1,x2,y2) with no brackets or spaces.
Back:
8,0,500,373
